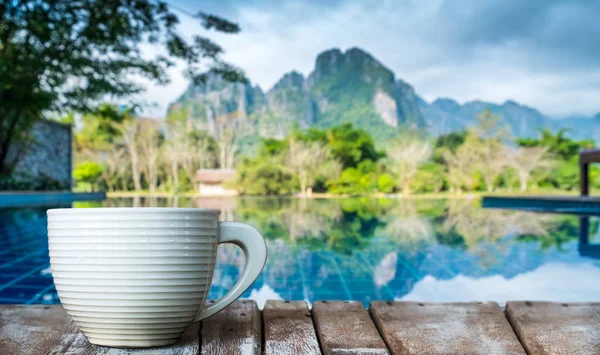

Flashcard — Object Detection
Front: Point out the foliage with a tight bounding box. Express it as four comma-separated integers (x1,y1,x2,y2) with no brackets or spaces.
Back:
0,0,244,174
509,146,553,191
377,173,396,193
517,128,594,161
259,138,288,157
327,162,379,196
294,123,381,169
442,142,477,193
232,124,385,196
164,121,218,192
432,130,468,165
387,139,432,195
517,129,595,190
73,161,104,190
284,139,341,196
64,103,598,195
76,105,134,150
434,131,467,153
410,163,446,193
230,158,297,195
517,215,580,251
71,102,221,193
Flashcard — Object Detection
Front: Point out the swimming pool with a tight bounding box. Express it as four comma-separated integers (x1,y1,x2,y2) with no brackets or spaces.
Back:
1,197,600,307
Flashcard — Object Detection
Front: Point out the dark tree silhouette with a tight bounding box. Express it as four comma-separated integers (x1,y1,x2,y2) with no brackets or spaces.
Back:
0,0,245,174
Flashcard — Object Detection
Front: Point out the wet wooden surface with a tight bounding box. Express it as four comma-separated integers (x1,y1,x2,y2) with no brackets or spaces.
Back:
1,300,600,354
312,301,389,355
48,321,200,355
263,300,320,355
370,301,525,355
199,299,261,355
506,301,600,355
0,305,71,355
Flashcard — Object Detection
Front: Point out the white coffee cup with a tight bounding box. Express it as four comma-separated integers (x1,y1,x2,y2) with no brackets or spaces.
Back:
47,208,267,348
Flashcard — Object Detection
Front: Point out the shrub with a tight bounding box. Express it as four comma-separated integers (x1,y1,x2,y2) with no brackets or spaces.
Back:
230,158,297,195
410,163,446,193
376,173,396,193
73,161,104,191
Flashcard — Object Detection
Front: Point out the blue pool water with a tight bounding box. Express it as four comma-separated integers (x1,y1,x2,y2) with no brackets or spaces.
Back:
1,197,600,307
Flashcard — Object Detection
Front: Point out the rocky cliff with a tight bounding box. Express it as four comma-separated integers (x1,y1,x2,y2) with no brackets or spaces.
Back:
169,47,599,143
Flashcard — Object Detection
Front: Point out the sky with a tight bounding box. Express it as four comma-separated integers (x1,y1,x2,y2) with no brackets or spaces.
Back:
138,0,600,119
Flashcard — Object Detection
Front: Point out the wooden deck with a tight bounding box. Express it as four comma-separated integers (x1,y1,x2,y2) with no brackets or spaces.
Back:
1,301,600,354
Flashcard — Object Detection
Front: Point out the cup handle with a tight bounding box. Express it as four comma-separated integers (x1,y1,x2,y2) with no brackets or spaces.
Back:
193,221,267,322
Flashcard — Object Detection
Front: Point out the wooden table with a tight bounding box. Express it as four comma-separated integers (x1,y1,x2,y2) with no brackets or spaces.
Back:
1,300,599,354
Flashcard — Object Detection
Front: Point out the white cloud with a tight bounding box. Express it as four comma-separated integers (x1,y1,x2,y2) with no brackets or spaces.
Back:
137,0,600,118
243,284,283,309
399,262,600,304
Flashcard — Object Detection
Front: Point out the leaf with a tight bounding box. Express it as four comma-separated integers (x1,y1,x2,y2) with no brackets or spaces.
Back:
196,11,240,33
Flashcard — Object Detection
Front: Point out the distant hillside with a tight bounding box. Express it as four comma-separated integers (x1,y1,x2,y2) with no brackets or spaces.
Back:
419,97,600,140
419,98,550,137
169,47,600,143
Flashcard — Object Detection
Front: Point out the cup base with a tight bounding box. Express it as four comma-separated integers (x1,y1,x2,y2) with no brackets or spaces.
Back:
87,337,178,348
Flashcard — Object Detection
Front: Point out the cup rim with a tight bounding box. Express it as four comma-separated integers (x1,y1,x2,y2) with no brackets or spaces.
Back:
47,207,220,214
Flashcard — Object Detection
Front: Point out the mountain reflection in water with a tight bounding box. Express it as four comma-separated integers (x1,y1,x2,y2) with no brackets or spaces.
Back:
1,197,599,306
104,197,600,306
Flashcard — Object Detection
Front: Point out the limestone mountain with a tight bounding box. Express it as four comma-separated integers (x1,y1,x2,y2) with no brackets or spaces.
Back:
168,47,426,142
419,97,598,141
168,74,266,137
305,48,426,139
419,98,550,138
168,47,599,144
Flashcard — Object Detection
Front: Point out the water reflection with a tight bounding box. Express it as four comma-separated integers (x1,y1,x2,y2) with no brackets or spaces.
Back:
401,262,600,303
579,216,600,259
1,198,600,306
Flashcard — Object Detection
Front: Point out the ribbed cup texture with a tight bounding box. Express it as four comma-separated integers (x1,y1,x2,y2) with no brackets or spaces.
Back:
47,208,219,348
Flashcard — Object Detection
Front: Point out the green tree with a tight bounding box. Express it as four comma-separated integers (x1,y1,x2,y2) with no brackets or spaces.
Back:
73,161,104,191
284,138,341,196
387,139,431,195
259,138,288,157
411,162,446,193
0,1,244,174
75,104,134,151
443,142,477,194
517,128,594,161
517,128,595,189
471,110,510,192
377,173,396,193
327,160,379,195
432,130,467,163
294,123,381,169
509,147,553,191
231,158,297,195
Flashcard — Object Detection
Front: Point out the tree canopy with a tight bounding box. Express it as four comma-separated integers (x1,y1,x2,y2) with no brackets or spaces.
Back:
0,0,244,174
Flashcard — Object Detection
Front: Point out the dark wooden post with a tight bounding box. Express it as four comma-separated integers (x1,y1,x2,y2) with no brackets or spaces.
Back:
580,162,589,196
579,216,589,245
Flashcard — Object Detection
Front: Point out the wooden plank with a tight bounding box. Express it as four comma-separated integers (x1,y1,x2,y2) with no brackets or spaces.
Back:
48,322,200,355
312,300,388,355
200,300,261,355
0,305,71,355
580,149,600,164
370,301,525,355
263,300,321,355
506,301,600,355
